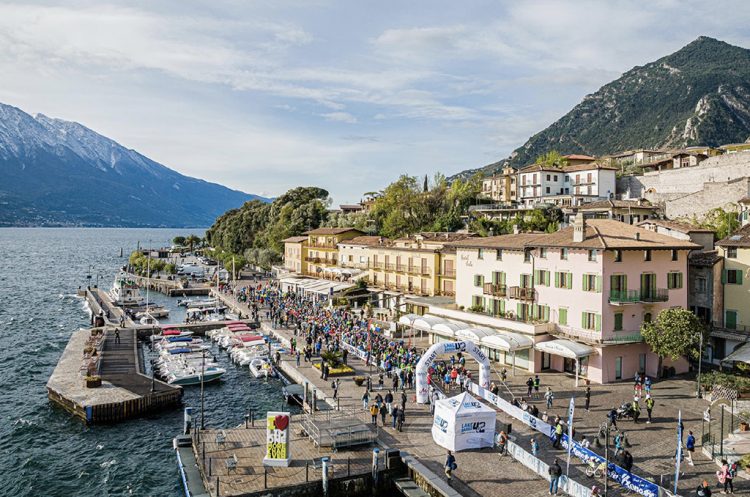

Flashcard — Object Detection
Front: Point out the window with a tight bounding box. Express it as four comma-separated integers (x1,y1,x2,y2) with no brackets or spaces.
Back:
671,250,678,261
726,310,738,330
496,249,503,260
728,247,738,259
546,174,551,181
588,250,597,262
610,274,627,294
535,269,551,286
587,186,592,195
555,271,573,289
472,295,483,308
474,274,484,287
546,187,551,194
696,277,707,292
643,312,652,323
524,250,531,263
644,250,651,262
581,311,601,331
478,248,484,260
560,248,568,260
582,273,602,292
725,269,743,285
587,172,592,183
539,248,547,259
520,274,532,288
558,307,568,326
565,175,569,182
614,312,623,331
554,175,558,181
614,249,622,262
667,272,683,289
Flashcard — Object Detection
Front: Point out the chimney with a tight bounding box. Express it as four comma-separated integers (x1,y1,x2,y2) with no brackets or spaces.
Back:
573,213,586,243
635,232,640,241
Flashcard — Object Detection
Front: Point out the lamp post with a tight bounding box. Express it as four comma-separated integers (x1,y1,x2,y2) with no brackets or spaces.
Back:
697,326,706,398
604,423,609,497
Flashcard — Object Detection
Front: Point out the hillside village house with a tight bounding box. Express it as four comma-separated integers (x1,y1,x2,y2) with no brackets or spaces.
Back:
638,219,715,252
563,199,657,225
282,236,307,273
300,227,364,276
442,217,698,384
480,166,517,203
715,225,750,361
518,162,617,208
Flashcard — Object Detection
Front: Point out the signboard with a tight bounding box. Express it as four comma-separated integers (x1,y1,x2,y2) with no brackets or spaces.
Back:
263,411,291,467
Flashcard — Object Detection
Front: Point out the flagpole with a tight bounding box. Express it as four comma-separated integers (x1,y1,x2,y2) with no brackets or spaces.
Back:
566,396,575,479
674,410,683,495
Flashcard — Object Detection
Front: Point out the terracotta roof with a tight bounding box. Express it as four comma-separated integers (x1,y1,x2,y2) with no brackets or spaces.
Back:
339,236,387,246
518,164,563,173
339,204,364,210
282,236,308,243
576,199,656,211
447,233,548,250
303,227,364,235
738,197,750,204
563,163,618,172
419,232,477,242
563,154,596,161
535,220,701,250
638,219,714,234
717,224,750,248
689,250,723,267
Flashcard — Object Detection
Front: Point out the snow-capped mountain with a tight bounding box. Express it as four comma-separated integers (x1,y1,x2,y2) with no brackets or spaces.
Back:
0,102,266,227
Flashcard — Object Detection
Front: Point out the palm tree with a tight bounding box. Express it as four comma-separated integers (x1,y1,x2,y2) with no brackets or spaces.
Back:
185,235,201,253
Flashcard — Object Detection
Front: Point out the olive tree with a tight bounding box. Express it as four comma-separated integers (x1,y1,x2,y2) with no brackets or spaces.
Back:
641,308,707,378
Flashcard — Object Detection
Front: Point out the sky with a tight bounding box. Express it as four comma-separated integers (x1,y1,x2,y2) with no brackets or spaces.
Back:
1,1,749,203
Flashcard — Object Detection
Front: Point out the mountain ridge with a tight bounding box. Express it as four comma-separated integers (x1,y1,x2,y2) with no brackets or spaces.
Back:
450,36,750,180
0,102,267,227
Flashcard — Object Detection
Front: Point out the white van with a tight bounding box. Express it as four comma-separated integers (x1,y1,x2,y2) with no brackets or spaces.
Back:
177,265,205,278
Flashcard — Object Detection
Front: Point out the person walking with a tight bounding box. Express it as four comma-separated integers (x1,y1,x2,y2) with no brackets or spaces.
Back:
385,390,394,414
608,407,618,430
526,377,534,397
445,451,456,485
631,399,641,424
645,395,654,424
332,379,339,400
501,368,507,382
296,350,301,367
379,403,387,425
719,459,734,494
400,390,407,411
614,432,624,457
548,459,562,495
533,375,541,399
391,405,399,429
553,421,563,449
370,403,379,425
585,386,591,412
496,430,508,455
545,387,554,409
686,431,696,466
531,437,539,456
362,390,369,410
622,450,634,473
397,408,405,431
114,327,121,344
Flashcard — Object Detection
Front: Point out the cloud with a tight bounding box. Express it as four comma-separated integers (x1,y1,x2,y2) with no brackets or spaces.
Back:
322,111,357,123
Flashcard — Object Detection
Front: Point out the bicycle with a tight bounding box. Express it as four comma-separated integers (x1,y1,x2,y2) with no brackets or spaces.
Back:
585,460,607,478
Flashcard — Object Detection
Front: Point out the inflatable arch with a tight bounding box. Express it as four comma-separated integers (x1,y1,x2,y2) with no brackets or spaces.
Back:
415,340,490,404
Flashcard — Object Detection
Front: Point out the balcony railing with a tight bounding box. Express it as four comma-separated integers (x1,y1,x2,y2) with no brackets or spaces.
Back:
308,242,337,249
609,290,640,305
440,269,457,278
438,290,456,297
483,283,507,297
421,267,431,276
396,264,407,273
385,263,396,271
640,288,669,302
369,262,385,270
509,286,536,301
304,256,321,263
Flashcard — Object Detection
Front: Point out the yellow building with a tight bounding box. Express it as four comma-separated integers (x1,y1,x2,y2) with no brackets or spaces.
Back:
481,166,517,203
281,236,308,273
717,225,750,331
303,227,364,277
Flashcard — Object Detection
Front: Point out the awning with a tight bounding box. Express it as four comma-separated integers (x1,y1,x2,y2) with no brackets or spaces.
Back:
398,313,420,326
431,321,470,339
481,332,534,352
534,339,594,359
455,327,498,342
721,342,750,365
413,316,447,332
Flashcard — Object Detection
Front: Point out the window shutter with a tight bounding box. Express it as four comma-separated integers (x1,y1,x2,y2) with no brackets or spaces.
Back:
581,312,586,328
501,272,506,285
641,273,647,292
555,272,560,288
567,273,572,289
500,299,505,314
595,314,602,332
739,270,743,285
623,274,627,292
596,275,602,293
678,272,683,288
582,274,587,291
722,270,727,284
517,302,523,318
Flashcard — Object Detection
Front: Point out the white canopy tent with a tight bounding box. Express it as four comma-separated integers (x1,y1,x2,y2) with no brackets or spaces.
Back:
431,321,470,340
412,315,448,340
432,392,496,452
480,331,534,377
534,339,594,386
455,327,497,342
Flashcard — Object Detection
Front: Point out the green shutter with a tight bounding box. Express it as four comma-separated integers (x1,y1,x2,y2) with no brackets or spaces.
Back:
641,273,647,293
501,272,506,285
581,311,586,328
559,308,567,325
614,313,623,331
595,314,602,332
567,273,572,289
623,274,627,292
722,270,727,284
582,274,587,291
595,275,602,293
500,299,505,314
517,302,523,318
555,272,561,288
739,270,743,285
678,272,683,288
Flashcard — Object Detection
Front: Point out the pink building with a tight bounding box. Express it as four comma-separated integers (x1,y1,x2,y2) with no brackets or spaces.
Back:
451,216,699,383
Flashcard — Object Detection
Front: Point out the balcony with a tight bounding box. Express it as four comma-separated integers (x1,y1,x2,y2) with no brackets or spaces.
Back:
438,290,456,297
396,264,407,273
369,262,385,270
421,267,431,276
308,242,337,249
304,256,321,263
385,263,396,271
609,290,640,305
639,288,669,303
483,283,507,297
440,269,457,278
509,286,536,301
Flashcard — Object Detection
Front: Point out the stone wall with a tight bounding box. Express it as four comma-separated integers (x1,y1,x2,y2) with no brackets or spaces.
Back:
617,151,750,199
664,177,750,220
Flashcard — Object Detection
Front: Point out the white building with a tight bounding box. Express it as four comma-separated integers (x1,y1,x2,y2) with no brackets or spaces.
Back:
517,163,617,208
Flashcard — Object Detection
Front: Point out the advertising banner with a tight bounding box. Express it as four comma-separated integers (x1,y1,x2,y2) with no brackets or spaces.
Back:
263,411,291,467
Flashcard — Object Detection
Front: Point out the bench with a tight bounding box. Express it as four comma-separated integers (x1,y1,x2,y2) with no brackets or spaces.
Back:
216,430,227,446
225,454,238,473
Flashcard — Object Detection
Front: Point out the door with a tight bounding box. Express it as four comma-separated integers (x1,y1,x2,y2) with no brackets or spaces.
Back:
615,357,623,380
542,352,551,370
726,310,738,330
639,354,646,374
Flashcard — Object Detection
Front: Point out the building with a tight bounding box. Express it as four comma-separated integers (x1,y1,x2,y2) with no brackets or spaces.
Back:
448,217,698,383
339,204,365,214
517,164,565,206
282,236,308,273
302,227,364,276
517,163,617,208
563,199,658,225
715,225,750,360
605,149,672,167
480,166,517,203
563,154,597,166
638,219,715,252
688,250,723,329
337,236,386,270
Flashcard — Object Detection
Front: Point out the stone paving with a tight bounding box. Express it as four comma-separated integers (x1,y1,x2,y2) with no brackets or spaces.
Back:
216,284,744,496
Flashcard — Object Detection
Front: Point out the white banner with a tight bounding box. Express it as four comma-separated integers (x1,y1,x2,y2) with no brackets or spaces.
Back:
468,382,556,439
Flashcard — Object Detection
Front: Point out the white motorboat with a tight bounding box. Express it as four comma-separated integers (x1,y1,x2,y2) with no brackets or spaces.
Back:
108,272,144,307
140,313,159,325
249,357,275,379
167,366,226,386
136,305,170,319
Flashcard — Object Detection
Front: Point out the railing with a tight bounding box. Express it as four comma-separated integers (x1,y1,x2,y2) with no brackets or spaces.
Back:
396,264,407,273
438,290,456,297
308,242,337,249
440,269,456,278
407,265,418,274
712,321,750,333
368,262,384,270
385,263,396,271
304,257,321,263
556,326,644,344
640,288,669,302
509,286,536,301
609,289,640,304
420,267,431,276
483,283,507,297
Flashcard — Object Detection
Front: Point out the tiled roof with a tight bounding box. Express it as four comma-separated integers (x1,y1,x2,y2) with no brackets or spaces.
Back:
563,154,596,161
563,163,618,172
303,227,364,235
577,199,656,210
518,164,563,173
447,233,548,250
638,219,714,234
717,224,750,248
689,250,723,267
282,236,308,243
340,236,387,246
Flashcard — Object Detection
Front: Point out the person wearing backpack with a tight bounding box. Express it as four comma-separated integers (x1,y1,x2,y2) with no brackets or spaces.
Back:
548,458,562,495
686,431,696,466
445,450,457,484
717,459,734,494
545,387,554,409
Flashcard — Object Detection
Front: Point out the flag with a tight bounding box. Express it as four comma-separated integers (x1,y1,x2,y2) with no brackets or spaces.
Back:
566,396,575,477
674,410,683,494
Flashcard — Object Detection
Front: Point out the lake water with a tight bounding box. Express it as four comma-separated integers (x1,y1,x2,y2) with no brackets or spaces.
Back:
0,228,295,497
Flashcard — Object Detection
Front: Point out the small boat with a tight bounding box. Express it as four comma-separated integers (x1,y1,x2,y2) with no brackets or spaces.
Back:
135,305,170,319
282,384,304,405
108,272,144,307
167,366,226,386
249,357,275,379
140,313,158,325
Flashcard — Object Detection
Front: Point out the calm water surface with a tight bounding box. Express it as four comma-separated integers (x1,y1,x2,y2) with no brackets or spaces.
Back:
0,228,295,497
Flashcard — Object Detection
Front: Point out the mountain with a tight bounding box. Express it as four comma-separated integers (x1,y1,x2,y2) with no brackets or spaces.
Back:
452,36,750,179
0,103,267,227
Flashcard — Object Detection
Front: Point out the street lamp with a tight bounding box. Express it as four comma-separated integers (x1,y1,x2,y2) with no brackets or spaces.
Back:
697,325,706,398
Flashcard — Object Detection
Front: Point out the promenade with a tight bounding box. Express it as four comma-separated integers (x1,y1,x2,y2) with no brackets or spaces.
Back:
213,284,732,497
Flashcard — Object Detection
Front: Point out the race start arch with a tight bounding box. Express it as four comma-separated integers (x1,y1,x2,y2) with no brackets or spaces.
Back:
415,340,490,404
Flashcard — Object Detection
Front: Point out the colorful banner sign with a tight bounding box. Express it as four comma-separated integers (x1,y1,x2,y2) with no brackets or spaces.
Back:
263,411,291,467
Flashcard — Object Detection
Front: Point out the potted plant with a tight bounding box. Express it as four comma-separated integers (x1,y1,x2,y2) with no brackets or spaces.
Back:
353,376,366,387
85,375,102,388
